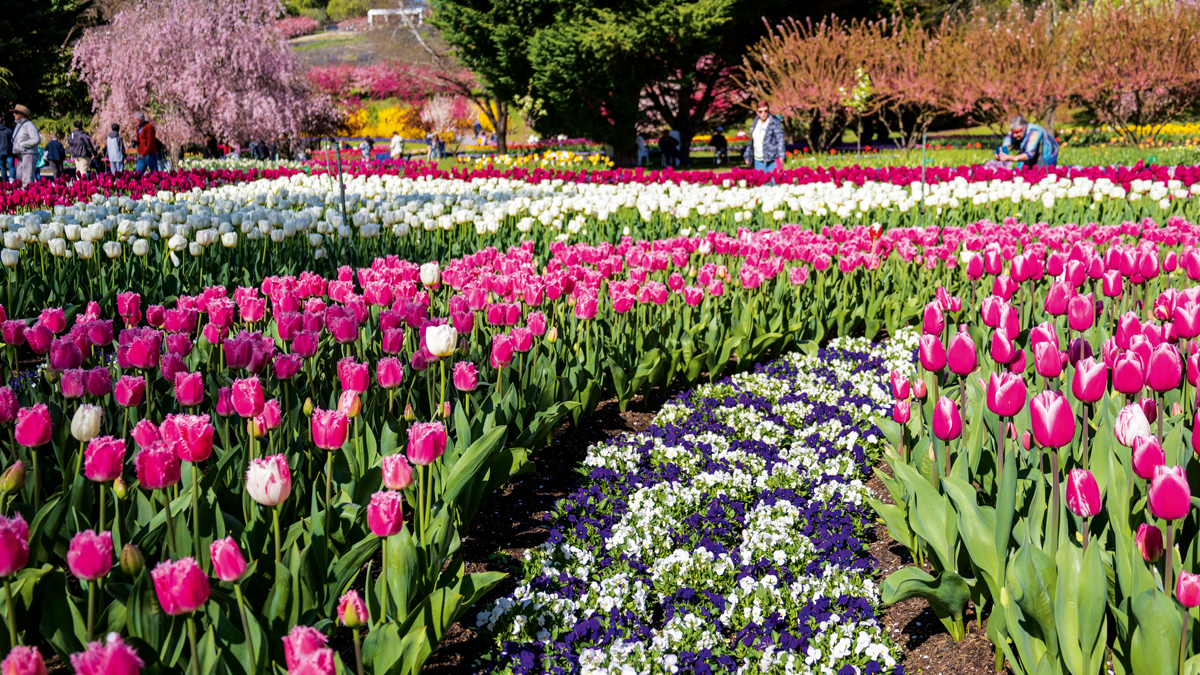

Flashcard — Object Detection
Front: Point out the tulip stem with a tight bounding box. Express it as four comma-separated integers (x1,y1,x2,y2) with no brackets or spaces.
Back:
1181,611,1190,675
380,537,389,623
162,489,177,558
1081,403,1090,472
186,616,200,675
273,505,281,565
352,626,364,675
1167,524,1176,600
32,452,39,512
191,463,202,568
325,450,333,536
5,579,15,646
234,584,256,675
86,579,95,642
1081,517,1089,555
1050,449,1061,560
98,482,106,533
995,416,1004,482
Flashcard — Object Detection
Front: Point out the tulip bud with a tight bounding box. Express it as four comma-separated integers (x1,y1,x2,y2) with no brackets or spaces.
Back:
404,404,415,422
912,379,927,400
337,391,361,418
339,590,367,628
113,477,127,500
1136,523,1164,563
303,397,314,416
119,543,144,577
546,326,558,343
1178,570,1200,608
246,417,266,439
0,462,24,494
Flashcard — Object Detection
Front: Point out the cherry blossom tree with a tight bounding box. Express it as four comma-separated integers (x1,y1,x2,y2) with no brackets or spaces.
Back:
72,0,337,160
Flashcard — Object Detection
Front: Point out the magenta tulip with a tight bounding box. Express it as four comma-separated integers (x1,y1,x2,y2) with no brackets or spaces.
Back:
14,405,51,448
114,376,146,408
1112,352,1146,395
407,421,448,466
987,372,1027,418
173,372,204,407
68,634,143,675
893,400,911,424
209,537,247,582
946,329,976,376
84,436,125,483
274,353,302,380
151,557,209,615
382,453,414,490
1071,358,1107,403
1179,571,1200,608
231,377,265,418
136,441,180,490
453,361,478,392
160,414,214,463
0,514,29,577
1033,342,1063,379
1029,390,1075,448
1066,469,1102,517
376,357,403,389
491,333,515,369
282,626,329,672
990,328,1015,365
922,301,944,335
67,530,113,581
2,646,47,675
311,409,349,451
1137,523,1164,562
1067,292,1095,332
1150,464,1191,521
337,357,369,394
1147,343,1183,392
932,396,962,441
1132,436,1165,480
0,387,14,425
1044,280,1073,316
918,334,946,372
367,490,405,537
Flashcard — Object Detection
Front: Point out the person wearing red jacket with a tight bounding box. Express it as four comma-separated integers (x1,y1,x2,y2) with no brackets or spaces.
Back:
134,112,158,172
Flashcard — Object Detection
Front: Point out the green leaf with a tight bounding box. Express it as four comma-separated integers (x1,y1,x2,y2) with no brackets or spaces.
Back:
881,567,971,640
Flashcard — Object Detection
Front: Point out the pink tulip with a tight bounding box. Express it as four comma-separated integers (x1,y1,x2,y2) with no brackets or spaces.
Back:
0,514,28,577
246,454,291,506
1116,312,1142,349
0,388,16,425
231,377,265,418
61,369,86,399
338,590,367,628
453,361,478,392
67,530,113,581
14,405,51,448
84,436,125,483
1069,357,1106,403
1137,523,1164,562
946,329,976,376
136,441,181,490
2,646,47,675
1033,342,1063,379
1175,302,1200,340
377,357,404,389
889,370,911,401
990,328,1014,365
274,353,302,380
491,333,515,369
1111,352,1146,394
918,334,946,372
1044,280,1072,316
151,557,209,615
368,490,405,537
1066,469,1102,517
40,308,65,334
932,396,962,441
987,372,1027,417
173,372,204,407
1150,465,1191,521
311,409,349,451
922,301,944,336
24,324,51,355
382,453,414,490
114,376,146,408
1114,403,1152,447
337,357,369,393
1179,571,1200,608
1132,436,1165,480
215,387,235,418
160,414,214,463
209,537,247,582
1029,390,1075,448
912,378,927,400
257,399,282,431
407,421,448,466
1067,292,1095,332
282,626,328,671
1147,343,1183,392
293,331,319,358
68,634,143,675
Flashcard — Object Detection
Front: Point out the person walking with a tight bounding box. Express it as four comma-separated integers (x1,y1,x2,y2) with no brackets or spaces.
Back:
44,133,66,179
0,118,13,182
106,123,127,174
10,106,39,185
134,112,159,172
389,131,404,160
358,138,372,163
67,120,96,179
743,100,785,172
711,127,728,165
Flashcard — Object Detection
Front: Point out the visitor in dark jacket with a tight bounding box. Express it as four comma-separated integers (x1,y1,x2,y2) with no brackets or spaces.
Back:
67,121,96,178
44,134,66,179
0,121,12,182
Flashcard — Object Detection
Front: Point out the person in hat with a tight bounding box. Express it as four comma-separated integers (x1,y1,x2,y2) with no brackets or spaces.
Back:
134,111,158,172
10,105,41,185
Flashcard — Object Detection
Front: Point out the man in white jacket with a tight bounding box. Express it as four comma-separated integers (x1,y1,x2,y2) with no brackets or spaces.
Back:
10,105,40,185
106,123,127,174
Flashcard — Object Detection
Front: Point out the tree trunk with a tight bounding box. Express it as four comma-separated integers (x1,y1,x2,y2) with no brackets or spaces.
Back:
1041,100,1056,138
495,101,508,155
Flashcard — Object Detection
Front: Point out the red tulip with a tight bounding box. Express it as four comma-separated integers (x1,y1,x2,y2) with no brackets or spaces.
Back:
987,372,1027,418
1066,469,1102,517
1147,343,1183,392
67,530,113,581
1029,390,1075,448
311,408,349,451
367,490,404,537
406,421,447,466
932,396,962,441
1150,464,1191,521
151,557,210,615
1132,436,1165,480
1136,523,1164,562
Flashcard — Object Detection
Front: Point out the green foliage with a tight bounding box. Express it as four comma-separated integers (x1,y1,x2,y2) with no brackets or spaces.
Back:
326,0,370,21
0,0,91,118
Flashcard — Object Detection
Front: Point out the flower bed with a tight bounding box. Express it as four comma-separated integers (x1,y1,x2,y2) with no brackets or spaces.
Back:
476,330,917,673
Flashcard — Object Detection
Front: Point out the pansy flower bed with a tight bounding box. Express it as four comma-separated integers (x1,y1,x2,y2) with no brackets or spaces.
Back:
476,330,918,674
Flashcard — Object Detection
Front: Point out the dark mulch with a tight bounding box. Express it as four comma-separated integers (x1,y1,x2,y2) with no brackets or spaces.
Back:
421,391,669,674
867,462,1002,675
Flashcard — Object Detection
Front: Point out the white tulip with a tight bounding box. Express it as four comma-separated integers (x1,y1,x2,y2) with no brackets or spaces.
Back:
74,241,95,259
133,239,150,256
420,261,441,287
48,238,68,257
103,241,122,259
167,234,187,251
424,324,457,357
221,232,238,248
189,242,203,256
0,251,18,267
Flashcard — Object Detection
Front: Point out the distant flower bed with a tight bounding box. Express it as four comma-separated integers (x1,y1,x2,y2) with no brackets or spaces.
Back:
276,16,320,38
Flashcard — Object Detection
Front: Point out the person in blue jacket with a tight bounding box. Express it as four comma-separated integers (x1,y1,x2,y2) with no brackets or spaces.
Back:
996,115,1059,169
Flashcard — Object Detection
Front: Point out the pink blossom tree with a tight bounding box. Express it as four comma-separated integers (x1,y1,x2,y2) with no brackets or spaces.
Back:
73,0,335,160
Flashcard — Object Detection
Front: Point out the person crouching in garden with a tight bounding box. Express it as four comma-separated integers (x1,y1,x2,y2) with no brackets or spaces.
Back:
995,115,1059,169
744,100,784,172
